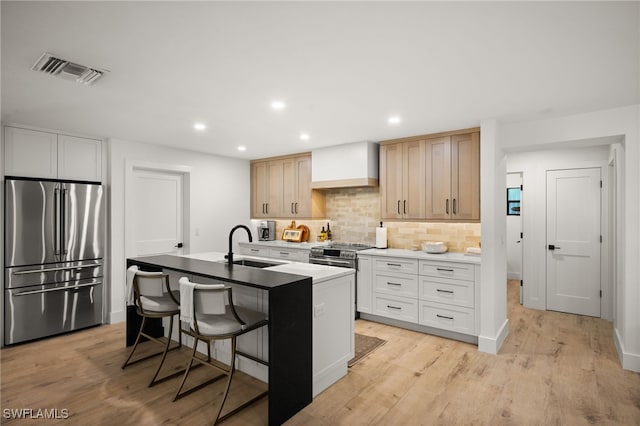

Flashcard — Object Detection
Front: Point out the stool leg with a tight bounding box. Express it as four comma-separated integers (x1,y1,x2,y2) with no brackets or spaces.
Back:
214,337,236,425
122,316,147,369
149,315,174,387
174,338,200,401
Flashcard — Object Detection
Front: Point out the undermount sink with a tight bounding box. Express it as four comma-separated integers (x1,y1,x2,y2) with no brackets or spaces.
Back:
231,259,283,268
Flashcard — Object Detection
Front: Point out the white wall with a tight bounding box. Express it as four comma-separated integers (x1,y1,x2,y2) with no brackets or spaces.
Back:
499,105,640,372
478,119,509,354
506,146,611,317
108,138,250,323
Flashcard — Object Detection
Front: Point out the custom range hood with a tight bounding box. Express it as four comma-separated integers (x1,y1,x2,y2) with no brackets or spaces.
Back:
311,141,379,189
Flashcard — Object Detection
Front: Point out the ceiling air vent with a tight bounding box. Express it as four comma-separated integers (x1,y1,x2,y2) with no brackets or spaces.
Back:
31,52,107,85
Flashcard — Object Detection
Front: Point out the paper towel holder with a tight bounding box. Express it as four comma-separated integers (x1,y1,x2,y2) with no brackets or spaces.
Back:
375,221,388,249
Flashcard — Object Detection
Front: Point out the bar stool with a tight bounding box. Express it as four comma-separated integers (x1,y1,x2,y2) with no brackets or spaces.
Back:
175,277,269,425
122,270,182,387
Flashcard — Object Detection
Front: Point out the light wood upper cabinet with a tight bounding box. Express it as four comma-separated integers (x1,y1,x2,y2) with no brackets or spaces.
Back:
251,161,269,217
425,137,452,220
4,126,102,182
251,153,325,219
450,132,480,221
381,128,480,222
380,140,425,219
425,132,480,221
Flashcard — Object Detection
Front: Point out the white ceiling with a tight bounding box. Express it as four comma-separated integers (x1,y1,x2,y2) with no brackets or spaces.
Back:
2,1,639,160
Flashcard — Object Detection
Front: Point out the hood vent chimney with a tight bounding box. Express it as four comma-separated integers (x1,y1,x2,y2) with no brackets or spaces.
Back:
31,52,106,85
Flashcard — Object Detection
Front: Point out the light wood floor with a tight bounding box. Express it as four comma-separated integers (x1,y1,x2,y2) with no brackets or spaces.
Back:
2,281,639,425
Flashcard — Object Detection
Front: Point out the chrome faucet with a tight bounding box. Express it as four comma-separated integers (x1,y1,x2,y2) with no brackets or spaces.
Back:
225,224,253,266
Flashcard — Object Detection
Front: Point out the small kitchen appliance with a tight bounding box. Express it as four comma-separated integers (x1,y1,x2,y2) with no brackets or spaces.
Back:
258,220,276,241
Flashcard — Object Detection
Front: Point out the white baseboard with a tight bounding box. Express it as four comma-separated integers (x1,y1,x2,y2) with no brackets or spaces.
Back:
478,319,510,354
313,354,349,398
614,327,640,372
109,309,125,324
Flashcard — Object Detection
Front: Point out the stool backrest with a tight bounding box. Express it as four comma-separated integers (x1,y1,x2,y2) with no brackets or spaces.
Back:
134,271,166,297
193,284,227,315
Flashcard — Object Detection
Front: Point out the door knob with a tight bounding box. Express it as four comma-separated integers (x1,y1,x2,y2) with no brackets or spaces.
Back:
175,242,183,248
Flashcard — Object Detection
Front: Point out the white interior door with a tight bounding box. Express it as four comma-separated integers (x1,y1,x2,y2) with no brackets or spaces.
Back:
131,169,184,256
546,168,601,317
506,173,523,303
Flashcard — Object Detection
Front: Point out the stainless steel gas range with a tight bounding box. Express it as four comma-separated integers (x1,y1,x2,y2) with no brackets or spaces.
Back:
309,242,372,269
309,242,372,318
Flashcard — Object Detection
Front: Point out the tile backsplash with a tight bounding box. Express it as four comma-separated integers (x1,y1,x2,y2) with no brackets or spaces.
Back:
267,186,481,252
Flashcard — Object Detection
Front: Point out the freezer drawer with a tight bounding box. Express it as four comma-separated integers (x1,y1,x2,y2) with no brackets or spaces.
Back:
4,279,103,345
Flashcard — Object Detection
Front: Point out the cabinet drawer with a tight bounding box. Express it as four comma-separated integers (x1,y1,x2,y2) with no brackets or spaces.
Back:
374,257,418,274
418,301,475,335
374,272,418,298
419,260,474,281
419,276,474,308
373,293,418,322
239,245,270,257
268,248,306,262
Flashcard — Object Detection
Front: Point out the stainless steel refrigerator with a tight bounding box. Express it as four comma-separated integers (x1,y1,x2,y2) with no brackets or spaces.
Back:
4,178,104,345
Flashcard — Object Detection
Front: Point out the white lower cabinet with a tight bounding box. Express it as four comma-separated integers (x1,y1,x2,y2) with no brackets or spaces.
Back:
374,293,418,322
238,242,310,263
239,245,270,257
418,301,475,335
359,250,480,342
356,255,373,313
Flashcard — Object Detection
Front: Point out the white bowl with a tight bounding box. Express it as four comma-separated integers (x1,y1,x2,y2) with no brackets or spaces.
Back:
422,241,448,254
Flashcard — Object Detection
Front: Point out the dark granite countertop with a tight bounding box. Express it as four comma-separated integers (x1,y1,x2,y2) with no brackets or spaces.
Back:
127,254,310,290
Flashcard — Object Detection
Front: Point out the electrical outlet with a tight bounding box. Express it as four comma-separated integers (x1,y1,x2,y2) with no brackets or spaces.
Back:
314,303,325,317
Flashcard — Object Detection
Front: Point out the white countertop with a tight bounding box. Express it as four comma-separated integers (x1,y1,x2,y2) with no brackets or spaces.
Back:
359,248,481,265
180,251,354,283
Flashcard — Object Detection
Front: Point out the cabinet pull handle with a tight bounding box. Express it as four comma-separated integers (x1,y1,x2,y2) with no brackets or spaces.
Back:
397,200,401,214
437,314,454,320
453,198,457,215
436,268,454,272
403,200,407,214
387,263,402,267
295,202,298,214
446,199,449,214
387,282,402,286
266,203,269,214
279,252,289,256
251,249,260,252
291,202,294,214
437,289,454,294
387,305,402,310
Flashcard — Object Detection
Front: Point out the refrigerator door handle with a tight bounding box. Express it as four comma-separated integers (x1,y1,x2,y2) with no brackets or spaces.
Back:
61,188,68,255
54,186,60,256
12,281,102,297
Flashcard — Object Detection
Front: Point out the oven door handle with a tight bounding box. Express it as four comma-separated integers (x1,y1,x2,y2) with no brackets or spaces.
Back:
309,258,353,268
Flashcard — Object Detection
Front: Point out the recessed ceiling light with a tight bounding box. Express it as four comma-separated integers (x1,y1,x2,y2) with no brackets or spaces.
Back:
271,101,286,111
388,116,401,125
193,123,206,131
300,133,310,141
237,146,247,151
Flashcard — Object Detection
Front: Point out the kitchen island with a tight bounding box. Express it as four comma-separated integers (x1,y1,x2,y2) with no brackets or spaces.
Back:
126,252,355,425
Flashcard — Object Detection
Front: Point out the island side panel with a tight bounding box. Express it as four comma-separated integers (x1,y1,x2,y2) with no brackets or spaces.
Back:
267,277,313,425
